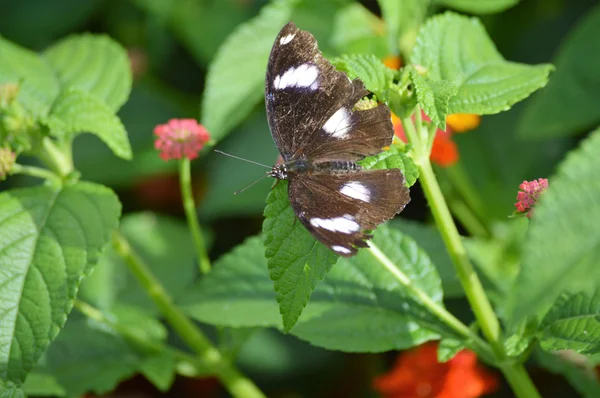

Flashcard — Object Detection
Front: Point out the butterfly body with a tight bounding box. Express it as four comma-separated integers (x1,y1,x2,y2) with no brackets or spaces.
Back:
265,22,411,257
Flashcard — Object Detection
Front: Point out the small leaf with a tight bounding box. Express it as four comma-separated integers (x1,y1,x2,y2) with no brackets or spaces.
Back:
358,144,419,187
0,382,24,398
538,290,600,355
508,127,600,323
21,371,65,397
45,88,132,160
44,34,132,111
0,36,59,117
434,0,519,14
410,70,458,130
0,182,121,385
201,0,297,142
411,12,553,115
537,349,600,398
139,352,176,392
518,4,600,138
438,338,464,362
263,181,339,332
331,54,394,100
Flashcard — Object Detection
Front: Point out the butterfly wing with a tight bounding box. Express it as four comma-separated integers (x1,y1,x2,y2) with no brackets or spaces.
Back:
266,22,393,162
288,170,410,256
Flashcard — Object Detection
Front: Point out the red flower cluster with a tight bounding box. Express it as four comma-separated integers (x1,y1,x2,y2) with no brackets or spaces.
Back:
154,119,210,161
392,112,479,167
373,342,498,398
514,178,549,218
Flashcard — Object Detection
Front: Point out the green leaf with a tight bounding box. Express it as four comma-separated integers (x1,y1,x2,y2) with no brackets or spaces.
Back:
518,4,600,138
45,88,132,160
22,372,65,397
508,127,600,323
410,70,458,130
0,182,121,385
411,12,553,115
43,34,132,112
184,226,450,352
0,36,59,118
377,0,429,54
438,338,463,362
139,352,176,392
330,4,388,57
0,382,24,398
538,290,600,355
434,0,519,14
358,144,419,187
201,0,297,142
263,181,339,332
331,54,394,100
80,213,197,314
537,349,600,398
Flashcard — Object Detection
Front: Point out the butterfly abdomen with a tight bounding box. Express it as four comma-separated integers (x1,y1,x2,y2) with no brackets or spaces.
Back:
314,160,361,174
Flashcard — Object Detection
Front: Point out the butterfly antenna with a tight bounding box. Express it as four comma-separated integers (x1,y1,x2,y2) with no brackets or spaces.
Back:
234,173,270,195
214,149,272,169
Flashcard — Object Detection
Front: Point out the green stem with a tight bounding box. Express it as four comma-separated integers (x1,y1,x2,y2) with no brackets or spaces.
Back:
39,137,73,177
112,231,265,398
447,197,490,238
367,242,494,359
445,162,488,226
11,164,60,183
179,158,211,274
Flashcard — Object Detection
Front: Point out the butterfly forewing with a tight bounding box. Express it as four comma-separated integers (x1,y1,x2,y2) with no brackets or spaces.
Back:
266,22,393,162
288,170,410,256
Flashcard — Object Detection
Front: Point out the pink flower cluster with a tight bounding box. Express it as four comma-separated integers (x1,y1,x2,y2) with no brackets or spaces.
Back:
154,119,210,161
515,178,549,218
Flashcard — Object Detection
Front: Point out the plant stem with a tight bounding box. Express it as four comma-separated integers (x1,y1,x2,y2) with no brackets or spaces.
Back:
444,163,489,227
11,164,61,183
447,197,490,238
112,231,265,398
367,242,494,359
179,158,211,274
39,137,73,177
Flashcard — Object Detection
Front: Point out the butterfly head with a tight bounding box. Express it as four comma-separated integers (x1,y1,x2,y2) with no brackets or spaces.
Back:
269,164,288,180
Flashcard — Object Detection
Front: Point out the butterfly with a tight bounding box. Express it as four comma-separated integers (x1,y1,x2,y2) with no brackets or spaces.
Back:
265,22,410,257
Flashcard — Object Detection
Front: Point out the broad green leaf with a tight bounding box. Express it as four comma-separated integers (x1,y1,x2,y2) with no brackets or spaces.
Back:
0,36,59,117
410,70,458,130
80,213,197,314
377,0,429,55
411,12,553,115
538,291,600,355
45,88,132,160
263,181,339,332
358,144,419,187
518,4,600,138
21,371,65,397
44,34,131,111
184,226,450,352
537,349,600,398
332,54,394,100
434,0,519,14
508,127,600,323
0,182,120,385
0,382,24,398
330,4,388,57
201,0,297,142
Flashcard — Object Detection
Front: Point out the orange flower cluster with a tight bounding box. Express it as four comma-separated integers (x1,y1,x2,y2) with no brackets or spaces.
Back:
373,342,498,398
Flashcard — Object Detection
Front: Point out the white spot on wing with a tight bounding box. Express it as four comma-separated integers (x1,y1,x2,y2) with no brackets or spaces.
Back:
332,245,352,254
322,107,352,139
273,64,319,90
309,214,359,234
279,33,295,45
340,182,371,203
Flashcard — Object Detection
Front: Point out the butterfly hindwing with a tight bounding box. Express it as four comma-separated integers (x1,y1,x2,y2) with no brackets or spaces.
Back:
288,169,410,256
266,22,393,163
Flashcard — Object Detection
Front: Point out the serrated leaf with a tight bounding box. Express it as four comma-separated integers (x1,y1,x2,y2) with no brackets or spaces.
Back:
139,352,176,392
43,34,131,112
410,71,458,130
518,4,600,139
80,213,197,314
201,0,298,142
0,381,24,398
331,54,394,100
411,12,553,115
184,226,452,352
0,182,121,385
263,181,339,332
45,88,132,160
0,36,59,118
538,291,600,355
358,144,419,187
434,0,519,14
508,127,600,323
